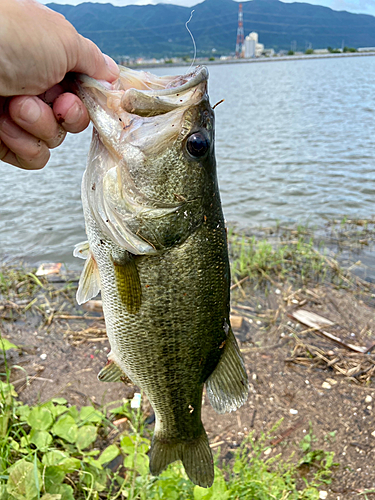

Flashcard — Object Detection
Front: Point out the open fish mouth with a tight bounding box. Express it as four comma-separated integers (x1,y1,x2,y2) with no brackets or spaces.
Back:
76,65,208,118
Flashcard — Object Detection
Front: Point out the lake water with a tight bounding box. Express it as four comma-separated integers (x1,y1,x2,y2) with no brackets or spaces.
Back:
1,56,375,268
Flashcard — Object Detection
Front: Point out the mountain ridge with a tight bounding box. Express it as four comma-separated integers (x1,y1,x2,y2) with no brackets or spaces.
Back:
47,0,375,58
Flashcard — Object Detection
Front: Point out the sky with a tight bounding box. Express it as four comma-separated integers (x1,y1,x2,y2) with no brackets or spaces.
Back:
41,0,375,17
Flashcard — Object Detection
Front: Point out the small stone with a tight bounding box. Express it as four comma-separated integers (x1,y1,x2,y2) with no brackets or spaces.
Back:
252,373,257,381
322,382,331,390
275,288,281,295
256,320,262,325
326,378,337,385
365,395,372,403
291,299,299,304
290,409,298,415
264,447,272,455
371,431,375,437
40,353,47,360
319,491,328,500
305,380,310,384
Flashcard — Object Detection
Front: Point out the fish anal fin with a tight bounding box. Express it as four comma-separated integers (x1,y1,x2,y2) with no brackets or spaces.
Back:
98,359,131,384
112,255,142,314
206,327,249,414
76,252,101,305
150,425,214,488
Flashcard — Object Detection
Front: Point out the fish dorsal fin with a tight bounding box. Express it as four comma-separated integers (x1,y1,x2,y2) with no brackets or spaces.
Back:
98,357,131,384
73,241,90,260
112,254,142,314
76,252,101,305
205,326,249,414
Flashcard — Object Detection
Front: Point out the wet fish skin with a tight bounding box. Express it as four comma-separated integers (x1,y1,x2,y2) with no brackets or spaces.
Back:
75,66,248,487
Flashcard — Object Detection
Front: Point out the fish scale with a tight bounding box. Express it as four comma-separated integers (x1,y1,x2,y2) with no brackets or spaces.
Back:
75,65,248,487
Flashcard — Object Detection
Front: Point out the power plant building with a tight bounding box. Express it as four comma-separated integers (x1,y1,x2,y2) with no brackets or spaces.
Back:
244,32,264,58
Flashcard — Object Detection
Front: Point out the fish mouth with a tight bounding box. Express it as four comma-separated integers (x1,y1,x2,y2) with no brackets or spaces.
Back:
77,65,208,118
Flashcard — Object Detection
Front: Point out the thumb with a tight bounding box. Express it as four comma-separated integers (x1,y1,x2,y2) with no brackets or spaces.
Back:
71,35,119,82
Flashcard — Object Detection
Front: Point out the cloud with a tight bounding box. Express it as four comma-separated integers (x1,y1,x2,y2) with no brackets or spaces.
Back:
330,0,375,14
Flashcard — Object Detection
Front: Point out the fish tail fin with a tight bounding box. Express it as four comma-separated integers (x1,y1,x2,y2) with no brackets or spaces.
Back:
206,327,249,414
150,426,214,488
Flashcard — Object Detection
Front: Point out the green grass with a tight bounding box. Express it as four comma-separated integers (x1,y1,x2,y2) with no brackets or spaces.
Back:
0,339,338,500
228,228,331,284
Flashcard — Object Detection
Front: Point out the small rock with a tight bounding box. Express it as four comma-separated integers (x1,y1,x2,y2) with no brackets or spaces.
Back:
365,395,372,403
371,430,375,437
40,353,47,361
305,380,310,384
291,299,299,304
290,409,298,415
322,382,331,390
252,373,257,381
319,491,328,500
275,288,281,295
326,378,337,385
264,447,272,455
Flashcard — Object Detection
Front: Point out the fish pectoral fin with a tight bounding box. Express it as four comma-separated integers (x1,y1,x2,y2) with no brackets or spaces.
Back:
76,252,101,305
112,254,142,314
205,327,249,414
150,425,214,488
98,359,131,384
73,240,90,260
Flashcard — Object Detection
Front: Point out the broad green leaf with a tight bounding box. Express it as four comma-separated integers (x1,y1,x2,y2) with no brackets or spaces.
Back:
124,452,149,476
51,398,67,405
44,466,65,490
29,430,52,451
0,339,17,351
42,451,68,467
9,437,20,451
52,415,78,443
0,484,8,500
120,435,135,454
82,464,107,492
20,435,30,448
47,484,74,500
76,425,97,450
66,406,79,423
42,452,80,474
27,407,53,431
7,459,41,500
40,495,61,500
79,406,103,424
51,405,68,419
16,404,30,422
97,444,120,466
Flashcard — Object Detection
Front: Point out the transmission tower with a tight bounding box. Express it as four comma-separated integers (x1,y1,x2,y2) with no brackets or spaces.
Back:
235,3,244,58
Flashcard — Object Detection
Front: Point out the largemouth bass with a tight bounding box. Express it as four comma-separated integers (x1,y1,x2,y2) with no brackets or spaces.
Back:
74,65,248,487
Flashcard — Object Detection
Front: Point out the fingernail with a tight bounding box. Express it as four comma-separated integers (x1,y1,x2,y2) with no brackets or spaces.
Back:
0,117,19,139
64,102,83,125
103,54,119,79
20,97,41,124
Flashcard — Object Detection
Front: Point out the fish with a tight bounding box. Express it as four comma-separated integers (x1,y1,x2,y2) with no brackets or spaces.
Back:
74,65,248,488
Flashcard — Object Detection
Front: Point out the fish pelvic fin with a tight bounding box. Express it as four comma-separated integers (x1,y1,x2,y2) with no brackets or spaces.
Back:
205,327,249,414
112,254,142,314
76,251,101,305
73,240,90,260
150,425,214,488
98,357,131,384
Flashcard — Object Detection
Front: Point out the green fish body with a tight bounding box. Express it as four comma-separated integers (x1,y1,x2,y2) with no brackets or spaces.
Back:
75,66,248,487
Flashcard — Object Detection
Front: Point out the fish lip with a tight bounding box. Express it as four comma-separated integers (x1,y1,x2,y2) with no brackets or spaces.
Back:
76,65,208,96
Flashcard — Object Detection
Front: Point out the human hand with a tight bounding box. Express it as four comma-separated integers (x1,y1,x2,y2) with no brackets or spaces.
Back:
0,0,119,170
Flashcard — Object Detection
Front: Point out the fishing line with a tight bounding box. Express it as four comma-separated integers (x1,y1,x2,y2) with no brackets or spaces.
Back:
185,10,196,74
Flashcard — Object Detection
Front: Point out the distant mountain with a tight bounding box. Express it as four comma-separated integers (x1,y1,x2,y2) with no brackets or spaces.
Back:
47,0,375,58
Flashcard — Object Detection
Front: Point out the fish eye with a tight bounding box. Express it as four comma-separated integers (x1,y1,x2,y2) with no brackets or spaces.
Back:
186,132,210,158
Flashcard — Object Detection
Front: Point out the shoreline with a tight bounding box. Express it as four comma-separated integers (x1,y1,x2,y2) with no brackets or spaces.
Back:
128,50,375,70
